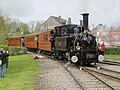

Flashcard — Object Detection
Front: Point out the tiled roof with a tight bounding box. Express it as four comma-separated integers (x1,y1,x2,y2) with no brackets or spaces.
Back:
51,16,67,24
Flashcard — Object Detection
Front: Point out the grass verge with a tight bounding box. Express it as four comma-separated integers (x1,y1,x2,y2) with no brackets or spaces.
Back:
0,54,40,90
105,55,120,61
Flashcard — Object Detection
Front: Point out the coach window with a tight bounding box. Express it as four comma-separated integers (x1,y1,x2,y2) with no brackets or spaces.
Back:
31,37,34,41
32,37,34,41
46,35,48,41
35,36,38,42
29,38,31,42
16,38,18,42
25,38,27,42
44,35,48,41
27,38,29,42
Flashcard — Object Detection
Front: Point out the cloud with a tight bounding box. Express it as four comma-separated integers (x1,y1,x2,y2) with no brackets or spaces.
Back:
0,0,35,17
0,0,120,25
87,0,120,25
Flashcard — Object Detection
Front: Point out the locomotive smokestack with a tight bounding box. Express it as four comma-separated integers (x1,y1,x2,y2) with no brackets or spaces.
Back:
81,13,89,30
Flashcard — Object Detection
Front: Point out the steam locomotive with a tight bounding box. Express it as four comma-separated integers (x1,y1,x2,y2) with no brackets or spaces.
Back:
7,13,98,65
52,13,98,65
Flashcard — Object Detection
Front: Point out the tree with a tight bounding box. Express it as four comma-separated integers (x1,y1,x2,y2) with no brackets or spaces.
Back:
5,17,20,37
29,21,35,33
20,23,30,36
0,11,8,44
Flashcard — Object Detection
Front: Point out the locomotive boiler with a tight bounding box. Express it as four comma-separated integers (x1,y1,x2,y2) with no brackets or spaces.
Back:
53,13,98,65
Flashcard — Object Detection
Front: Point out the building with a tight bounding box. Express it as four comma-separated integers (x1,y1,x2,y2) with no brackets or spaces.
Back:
40,16,67,33
91,24,120,43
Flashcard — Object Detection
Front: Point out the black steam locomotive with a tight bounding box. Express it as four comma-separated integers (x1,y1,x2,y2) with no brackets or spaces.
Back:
52,13,98,65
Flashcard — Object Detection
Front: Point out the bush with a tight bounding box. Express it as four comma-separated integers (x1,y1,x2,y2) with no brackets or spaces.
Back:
0,45,9,51
9,46,27,55
105,47,120,55
0,45,27,55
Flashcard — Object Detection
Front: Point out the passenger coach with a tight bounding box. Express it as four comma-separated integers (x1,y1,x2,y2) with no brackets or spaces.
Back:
7,36,24,47
24,34,38,49
38,31,52,52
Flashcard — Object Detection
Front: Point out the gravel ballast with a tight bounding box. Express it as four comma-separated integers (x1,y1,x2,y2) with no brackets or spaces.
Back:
34,56,82,90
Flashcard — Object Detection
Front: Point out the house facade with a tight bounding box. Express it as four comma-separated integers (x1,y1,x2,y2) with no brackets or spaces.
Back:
40,16,67,33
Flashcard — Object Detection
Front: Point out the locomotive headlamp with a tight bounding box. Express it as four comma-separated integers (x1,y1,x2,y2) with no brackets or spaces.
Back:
76,43,80,50
71,56,78,63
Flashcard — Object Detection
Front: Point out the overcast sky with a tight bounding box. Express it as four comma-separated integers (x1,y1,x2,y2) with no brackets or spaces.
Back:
0,0,120,26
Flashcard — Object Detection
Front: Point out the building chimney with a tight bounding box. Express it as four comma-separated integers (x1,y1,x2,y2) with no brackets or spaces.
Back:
81,13,89,30
67,17,71,24
59,16,61,20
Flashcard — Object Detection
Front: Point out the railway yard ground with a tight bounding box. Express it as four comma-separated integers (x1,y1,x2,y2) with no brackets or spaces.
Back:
0,53,120,90
34,53,120,90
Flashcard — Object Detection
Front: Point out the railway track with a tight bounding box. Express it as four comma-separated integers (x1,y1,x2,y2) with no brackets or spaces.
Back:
33,53,120,90
83,67,120,90
55,60,117,90
58,62,116,90
95,65,120,75
58,61,85,90
99,60,120,66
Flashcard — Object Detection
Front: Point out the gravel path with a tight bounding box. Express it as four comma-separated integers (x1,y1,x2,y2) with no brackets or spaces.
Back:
34,55,82,90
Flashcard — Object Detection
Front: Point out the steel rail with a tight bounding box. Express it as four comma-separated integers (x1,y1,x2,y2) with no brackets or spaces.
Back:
85,67,120,81
93,64,120,75
99,60,120,66
99,67,120,75
83,67,116,90
57,61,85,90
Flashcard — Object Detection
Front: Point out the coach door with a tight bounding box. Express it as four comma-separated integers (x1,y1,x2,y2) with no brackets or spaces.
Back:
35,35,38,48
21,37,24,47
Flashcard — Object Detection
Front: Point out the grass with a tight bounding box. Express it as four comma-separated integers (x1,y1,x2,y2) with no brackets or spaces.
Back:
0,54,40,90
105,55,120,61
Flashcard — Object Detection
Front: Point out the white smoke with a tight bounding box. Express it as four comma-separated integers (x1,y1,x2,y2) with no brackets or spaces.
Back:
81,0,89,13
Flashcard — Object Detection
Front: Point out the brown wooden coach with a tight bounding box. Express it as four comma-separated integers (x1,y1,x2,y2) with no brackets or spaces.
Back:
38,31,52,52
24,34,38,49
7,37,23,46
